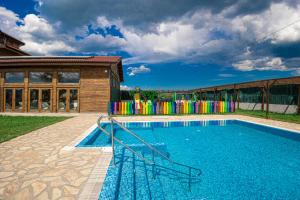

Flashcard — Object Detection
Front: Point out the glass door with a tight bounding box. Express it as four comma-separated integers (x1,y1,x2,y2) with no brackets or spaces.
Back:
70,89,78,112
29,88,52,112
15,89,23,111
4,88,24,112
58,89,67,112
57,88,79,112
41,89,51,112
30,89,39,111
5,89,13,111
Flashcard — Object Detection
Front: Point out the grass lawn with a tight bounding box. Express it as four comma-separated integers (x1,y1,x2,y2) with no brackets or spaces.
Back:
0,116,71,143
234,109,300,124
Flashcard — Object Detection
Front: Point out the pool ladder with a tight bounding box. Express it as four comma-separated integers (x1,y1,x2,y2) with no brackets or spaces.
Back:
97,115,202,191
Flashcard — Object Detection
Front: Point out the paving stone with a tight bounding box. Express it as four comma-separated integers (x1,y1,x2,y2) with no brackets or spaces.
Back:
0,171,14,178
36,191,50,200
4,182,20,196
63,185,79,195
31,181,47,197
71,177,87,187
13,187,31,200
51,188,62,200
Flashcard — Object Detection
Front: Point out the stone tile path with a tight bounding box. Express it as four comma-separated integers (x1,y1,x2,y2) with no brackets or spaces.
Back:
0,114,299,200
0,114,110,200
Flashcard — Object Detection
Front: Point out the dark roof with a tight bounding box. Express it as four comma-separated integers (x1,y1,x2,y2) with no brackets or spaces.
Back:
0,30,25,46
0,45,30,56
0,56,124,81
190,76,300,92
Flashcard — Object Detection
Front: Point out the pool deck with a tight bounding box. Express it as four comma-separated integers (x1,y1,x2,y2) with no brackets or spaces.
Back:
0,114,299,200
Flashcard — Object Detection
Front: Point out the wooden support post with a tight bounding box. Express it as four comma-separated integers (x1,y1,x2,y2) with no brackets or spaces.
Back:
214,89,216,101
0,72,3,112
199,90,202,101
233,88,237,110
261,87,265,111
265,81,270,119
297,85,300,115
24,71,29,112
52,71,57,112
237,89,240,109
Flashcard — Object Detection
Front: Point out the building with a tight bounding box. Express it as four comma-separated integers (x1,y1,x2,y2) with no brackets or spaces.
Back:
0,32,123,113
190,76,300,114
0,31,30,56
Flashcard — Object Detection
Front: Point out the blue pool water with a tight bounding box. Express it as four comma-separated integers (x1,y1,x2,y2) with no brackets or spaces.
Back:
77,120,300,200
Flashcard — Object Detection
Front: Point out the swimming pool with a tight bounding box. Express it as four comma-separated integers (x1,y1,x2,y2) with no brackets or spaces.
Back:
78,120,300,199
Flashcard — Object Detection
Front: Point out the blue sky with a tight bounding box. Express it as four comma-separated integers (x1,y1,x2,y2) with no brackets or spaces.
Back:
0,0,300,90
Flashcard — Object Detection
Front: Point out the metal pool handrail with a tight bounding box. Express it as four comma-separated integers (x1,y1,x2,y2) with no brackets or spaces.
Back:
96,115,154,166
97,114,202,191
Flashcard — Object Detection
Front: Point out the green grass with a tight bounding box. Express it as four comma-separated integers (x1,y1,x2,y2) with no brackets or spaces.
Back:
0,116,71,143
234,109,300,124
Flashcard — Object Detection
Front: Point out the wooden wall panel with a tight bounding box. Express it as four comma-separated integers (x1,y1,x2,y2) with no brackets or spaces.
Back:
80,66,110,112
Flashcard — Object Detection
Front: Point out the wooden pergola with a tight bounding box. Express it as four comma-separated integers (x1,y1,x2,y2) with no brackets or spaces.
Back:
190,76,300,118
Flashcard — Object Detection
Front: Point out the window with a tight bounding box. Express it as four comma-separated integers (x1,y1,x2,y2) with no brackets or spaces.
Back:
29,72,52,83
30,89,39,110
5,72,24,83
15,89,23,110
70,89,78,112
58,72,80,83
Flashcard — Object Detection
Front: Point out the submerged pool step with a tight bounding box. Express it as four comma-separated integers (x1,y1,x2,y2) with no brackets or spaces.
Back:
136,149,193,199
116,150,135,199
157,158,193,199
100,145,196,199
115,148,166,200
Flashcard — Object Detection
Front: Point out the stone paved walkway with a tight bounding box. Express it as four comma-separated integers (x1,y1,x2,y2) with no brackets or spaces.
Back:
0,114,299,200
0,114,111,200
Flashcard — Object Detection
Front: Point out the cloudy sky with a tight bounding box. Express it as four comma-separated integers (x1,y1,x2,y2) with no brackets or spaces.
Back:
1,0,300,90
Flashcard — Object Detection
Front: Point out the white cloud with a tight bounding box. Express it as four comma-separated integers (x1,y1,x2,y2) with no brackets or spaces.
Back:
121,3,300,65
120,85,133,91
127,65,151,76
230,3,300,43
0,7,75,55
219,73,236,78
233,57,287,71
21,40,74,55
19,14,54,36
291,67,300,76
0,7,20,33
233,60,255,71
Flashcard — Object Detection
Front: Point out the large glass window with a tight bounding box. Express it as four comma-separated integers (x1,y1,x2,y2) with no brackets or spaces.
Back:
5,89,13,110
30,89,39,110
70,89,78,112
29,72,52,83
58,72,80,83
58,89,67,111
41,89,51,111
5,72,24,83
15,89,23,110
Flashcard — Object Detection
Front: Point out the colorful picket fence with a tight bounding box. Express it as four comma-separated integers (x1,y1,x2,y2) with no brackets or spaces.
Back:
109,101,235,115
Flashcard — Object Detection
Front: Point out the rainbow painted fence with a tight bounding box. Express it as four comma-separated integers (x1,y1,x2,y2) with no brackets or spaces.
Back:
109,101,235,115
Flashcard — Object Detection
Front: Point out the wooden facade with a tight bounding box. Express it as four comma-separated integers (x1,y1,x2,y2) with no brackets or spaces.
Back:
0,56,123,113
